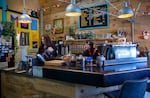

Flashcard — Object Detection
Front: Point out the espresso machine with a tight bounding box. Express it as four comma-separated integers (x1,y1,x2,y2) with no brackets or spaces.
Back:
96,43,147,72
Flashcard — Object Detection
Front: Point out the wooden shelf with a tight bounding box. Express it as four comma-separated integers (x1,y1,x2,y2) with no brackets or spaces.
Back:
64,38,117,45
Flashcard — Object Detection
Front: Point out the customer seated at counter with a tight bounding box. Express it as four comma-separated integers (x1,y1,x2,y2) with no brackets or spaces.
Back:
35,34,57,66
82,41,99,60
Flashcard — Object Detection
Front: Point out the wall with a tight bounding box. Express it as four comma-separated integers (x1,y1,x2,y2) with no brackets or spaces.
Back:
6,11,40,65
0,9,40,65
43,0,150,50
0,9,40,49
6,11,40,49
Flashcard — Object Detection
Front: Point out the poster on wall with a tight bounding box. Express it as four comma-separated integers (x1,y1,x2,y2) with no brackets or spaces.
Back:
32,41,38,48
78,4,109,30
20,32,29,46
31,19,38,30
10,14,18,27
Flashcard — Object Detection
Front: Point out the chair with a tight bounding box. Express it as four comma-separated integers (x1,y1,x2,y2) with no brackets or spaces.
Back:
103,78,148,98
147,83,150,92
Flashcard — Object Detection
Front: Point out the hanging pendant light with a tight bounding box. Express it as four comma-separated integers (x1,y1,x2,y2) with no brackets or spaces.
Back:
65,0,81,16
118,1,134,18
19,0,32,23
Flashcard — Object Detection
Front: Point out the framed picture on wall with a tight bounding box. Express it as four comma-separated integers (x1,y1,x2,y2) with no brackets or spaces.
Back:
78,4,109,30
53,18,64,34
32,41,38,48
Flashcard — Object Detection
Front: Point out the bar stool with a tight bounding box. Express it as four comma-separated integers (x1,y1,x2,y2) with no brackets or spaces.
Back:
103,78,148,98
147,83,150,92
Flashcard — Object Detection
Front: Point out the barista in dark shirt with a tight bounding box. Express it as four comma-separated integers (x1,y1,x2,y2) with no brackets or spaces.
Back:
38,34,57,60
82,41,99,60
34,34,57,66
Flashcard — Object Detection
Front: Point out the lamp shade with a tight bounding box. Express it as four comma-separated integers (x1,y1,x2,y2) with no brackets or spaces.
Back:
65,4,81,16
19,10,32,23
118,1,134,18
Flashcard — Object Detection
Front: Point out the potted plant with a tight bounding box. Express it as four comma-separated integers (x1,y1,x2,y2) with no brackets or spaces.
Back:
1,22,18,53
68,26,75,36
2,22,16,38
0,22,17,67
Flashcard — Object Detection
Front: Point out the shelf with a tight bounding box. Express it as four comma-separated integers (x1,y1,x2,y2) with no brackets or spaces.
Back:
64,38,117,45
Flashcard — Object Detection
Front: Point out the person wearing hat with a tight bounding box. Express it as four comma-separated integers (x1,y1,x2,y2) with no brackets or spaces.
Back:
82,41,99,60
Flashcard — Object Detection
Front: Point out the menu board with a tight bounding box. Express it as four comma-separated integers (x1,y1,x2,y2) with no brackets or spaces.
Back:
78,4,109,30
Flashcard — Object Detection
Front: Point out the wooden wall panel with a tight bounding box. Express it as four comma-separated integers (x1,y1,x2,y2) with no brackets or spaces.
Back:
42,0,150,51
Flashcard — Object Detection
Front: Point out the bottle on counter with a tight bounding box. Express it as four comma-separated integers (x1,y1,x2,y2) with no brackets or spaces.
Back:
82,57,86,71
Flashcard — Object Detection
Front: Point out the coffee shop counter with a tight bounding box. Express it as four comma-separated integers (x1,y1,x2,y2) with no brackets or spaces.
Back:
1,64,150,98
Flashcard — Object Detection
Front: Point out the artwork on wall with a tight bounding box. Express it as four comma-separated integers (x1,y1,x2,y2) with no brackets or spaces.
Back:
78,4,109,30
32,41,38,48
20,32,29,46
31,19,38,30
21,23,29,29
53,18,64,34
10,14,18,27
45,24,51,32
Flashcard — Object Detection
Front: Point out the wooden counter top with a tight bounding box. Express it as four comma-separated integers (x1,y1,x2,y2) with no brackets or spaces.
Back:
2,64,150,87
42,65,150,87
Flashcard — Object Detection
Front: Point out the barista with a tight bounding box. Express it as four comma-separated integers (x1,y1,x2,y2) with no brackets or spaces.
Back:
38,34,57,60
82,41,99,60
33,34,57,66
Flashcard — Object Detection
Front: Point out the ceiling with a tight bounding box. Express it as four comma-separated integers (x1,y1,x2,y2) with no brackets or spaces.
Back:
39,0,82,15
7,0,40,14
7,0,125,16
7,0,82,15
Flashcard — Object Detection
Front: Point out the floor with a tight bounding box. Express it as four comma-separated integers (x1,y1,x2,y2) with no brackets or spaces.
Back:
144,92,150,98
82,91,150,98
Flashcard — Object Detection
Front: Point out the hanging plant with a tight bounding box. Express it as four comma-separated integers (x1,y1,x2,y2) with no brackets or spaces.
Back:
2,22,16,37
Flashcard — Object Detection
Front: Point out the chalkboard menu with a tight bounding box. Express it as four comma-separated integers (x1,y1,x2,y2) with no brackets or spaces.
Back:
78,4,109,30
